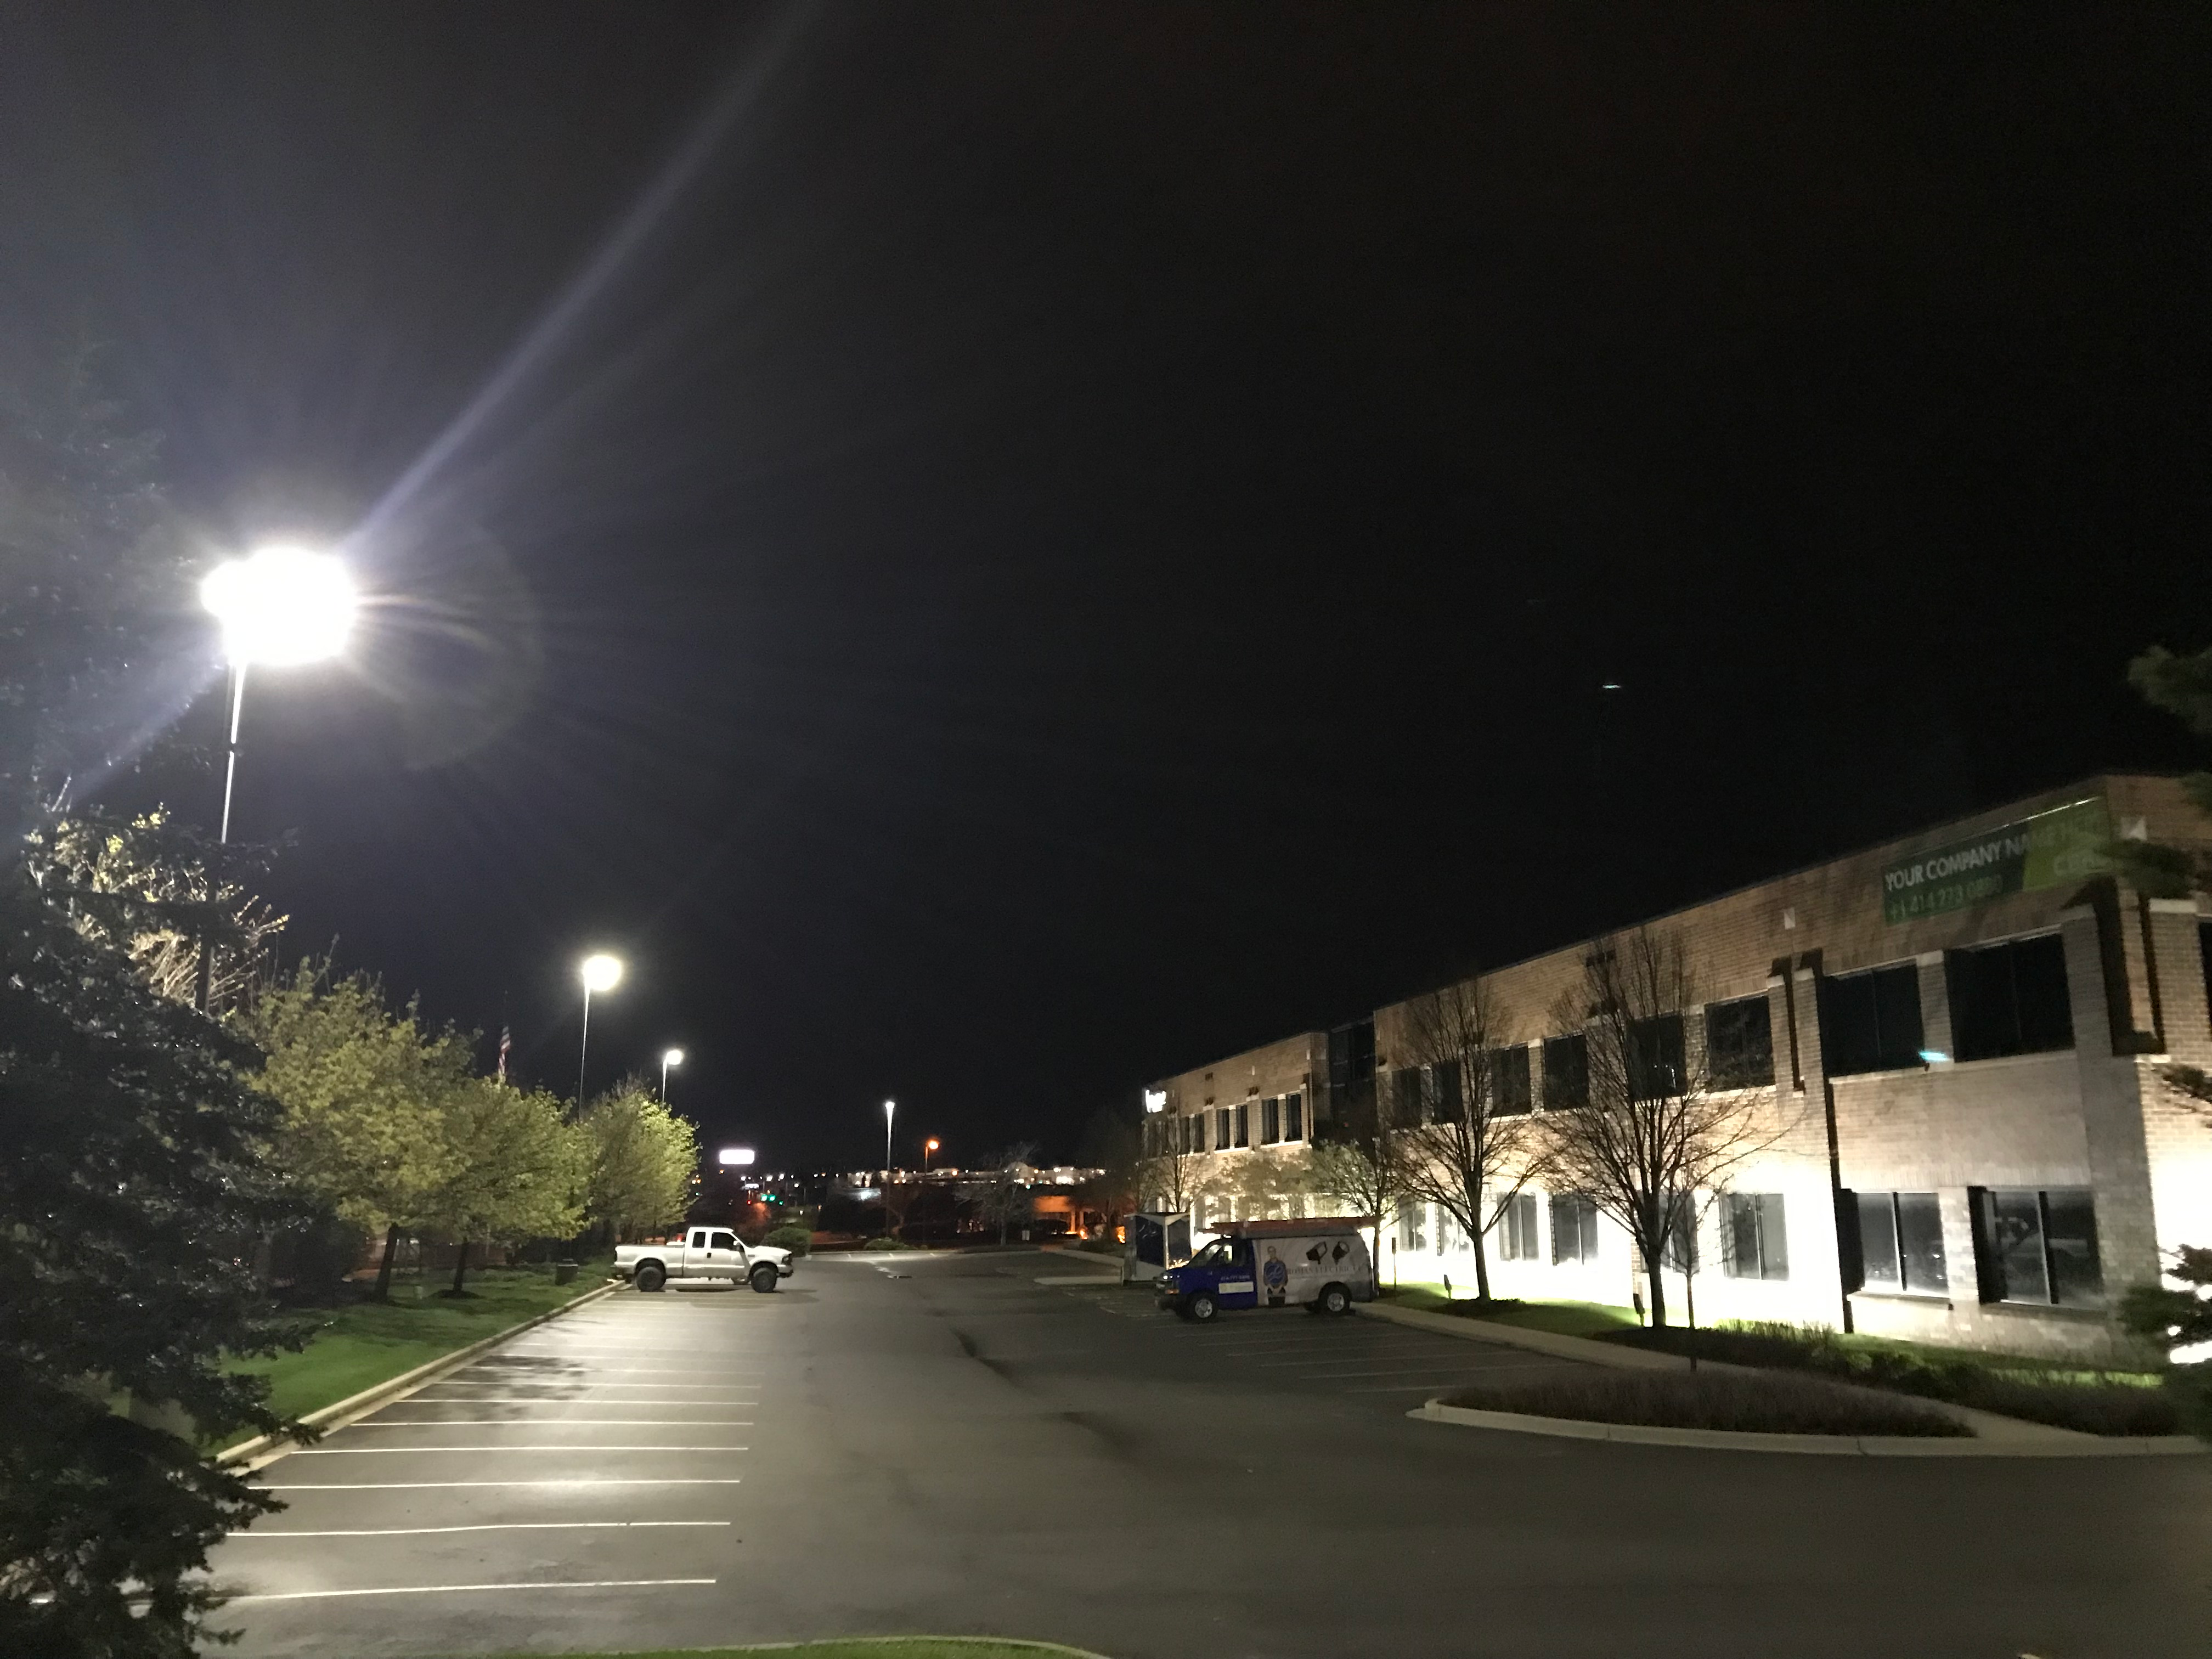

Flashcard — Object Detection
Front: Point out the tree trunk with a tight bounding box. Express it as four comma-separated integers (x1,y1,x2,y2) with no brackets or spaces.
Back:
449,1238,471,1296
1471,1224,1493,1301
1642,1235,1668,1328
373,1223,403,1300
1683,1254,1699,1372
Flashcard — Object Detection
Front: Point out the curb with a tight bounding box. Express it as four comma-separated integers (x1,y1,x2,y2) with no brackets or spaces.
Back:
1411,1396,2209,1457
218,1278,619,1472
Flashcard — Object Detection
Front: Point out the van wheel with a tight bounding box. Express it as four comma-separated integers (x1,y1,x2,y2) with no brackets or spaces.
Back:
749,1262,779,1294
1318,1283,1352,1316
1187,1291,1218,1323
635,1264,667,1293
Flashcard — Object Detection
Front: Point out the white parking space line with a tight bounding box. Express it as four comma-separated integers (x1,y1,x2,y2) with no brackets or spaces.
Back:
223,1578,716,1602
461,1366,737,1375
1278,1364,1533,1380
261,1479,744,1490
230,1522,734,1538
428,1381,753,1388
295,1445,748,1454
366,1397,757,1405
347,1418,754,1427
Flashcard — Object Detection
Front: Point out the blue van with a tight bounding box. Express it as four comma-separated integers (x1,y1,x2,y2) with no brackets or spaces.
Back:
1154,1219,1375,1322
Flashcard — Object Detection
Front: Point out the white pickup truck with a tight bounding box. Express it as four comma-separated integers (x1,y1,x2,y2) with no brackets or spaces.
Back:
614,1226,795,1294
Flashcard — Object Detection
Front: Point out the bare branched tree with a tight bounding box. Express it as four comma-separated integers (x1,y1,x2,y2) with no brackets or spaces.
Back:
1303,1076,1400,1282
1387,978,1550,1301
1543,926,1798,1329
1137,1107,1211,1217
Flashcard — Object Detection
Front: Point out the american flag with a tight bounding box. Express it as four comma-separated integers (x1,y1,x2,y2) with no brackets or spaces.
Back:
496,1024,512,1085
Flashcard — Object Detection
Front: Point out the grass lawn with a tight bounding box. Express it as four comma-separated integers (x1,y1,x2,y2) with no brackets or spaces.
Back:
1384,1286,1640,1340
221,1262,610,1448
479,1643,1105,1659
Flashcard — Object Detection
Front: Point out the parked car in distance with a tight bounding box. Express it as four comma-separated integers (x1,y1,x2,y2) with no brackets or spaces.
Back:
615,1226,794,1293
1155,1218,1374,1322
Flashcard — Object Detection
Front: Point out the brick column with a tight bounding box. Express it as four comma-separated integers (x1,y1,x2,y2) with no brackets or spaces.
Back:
2058,904,2162,1300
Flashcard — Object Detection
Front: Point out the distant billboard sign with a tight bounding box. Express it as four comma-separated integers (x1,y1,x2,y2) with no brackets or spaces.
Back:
716,1147,755,1167
1881,798,2110,925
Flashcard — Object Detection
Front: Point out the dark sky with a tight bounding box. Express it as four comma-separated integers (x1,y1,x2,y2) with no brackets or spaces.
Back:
4,4,2206,1169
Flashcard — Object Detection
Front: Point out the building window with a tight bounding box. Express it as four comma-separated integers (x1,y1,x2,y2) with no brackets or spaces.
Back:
1497,1192,1540,1261
1187,1114,1205,1154
1233,1102,1250,1148
1542,1034,1588,1108
1818,963,1925,1076
1261,1097,1282,1144
1705,996,1774,1088
1392,1068,1425,1128
1661,1203,1697,1272
1971,1187,2102,1307
1629,1015,1686,1096
1436,1210,1461,1254
1490,1046,1533,1115
1284,1091,1304,1141
1214,1108,1231,1152
1720,1193,1788,1280
1432,1058,1463,1120
1549,1193,1599,1265
1854,1190,1948,1294
1945,935,2073,1060
1398,1204,1427,1254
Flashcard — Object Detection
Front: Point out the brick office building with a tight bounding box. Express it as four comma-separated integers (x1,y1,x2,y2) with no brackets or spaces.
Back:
1146,775,2212,1359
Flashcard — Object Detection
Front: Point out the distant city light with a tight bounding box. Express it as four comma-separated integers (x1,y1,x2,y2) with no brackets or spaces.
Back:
718,1146,755,1167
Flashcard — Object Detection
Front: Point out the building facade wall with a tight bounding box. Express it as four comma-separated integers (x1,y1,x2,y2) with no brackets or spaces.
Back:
1155,774,2212,1361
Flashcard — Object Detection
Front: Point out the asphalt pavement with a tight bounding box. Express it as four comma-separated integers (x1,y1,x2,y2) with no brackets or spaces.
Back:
211,1250,2212,1659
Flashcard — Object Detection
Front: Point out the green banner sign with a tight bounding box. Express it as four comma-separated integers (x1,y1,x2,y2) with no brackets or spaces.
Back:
1881,798,2111,925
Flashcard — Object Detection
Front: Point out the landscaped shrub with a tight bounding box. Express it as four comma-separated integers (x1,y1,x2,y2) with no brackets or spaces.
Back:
763,1223,812,1257
859,1235,910,1251
1440,1370,1970,1436
1598,1321,2185,1436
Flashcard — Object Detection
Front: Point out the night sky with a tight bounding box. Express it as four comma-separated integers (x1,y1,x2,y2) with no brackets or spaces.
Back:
4,5,2205,1170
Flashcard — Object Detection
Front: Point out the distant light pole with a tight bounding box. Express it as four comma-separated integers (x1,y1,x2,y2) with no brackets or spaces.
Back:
661,1046,685,1103
883,1098,896,1176
924,1137,940,1173
195,545,357,1008
576,953,623,1107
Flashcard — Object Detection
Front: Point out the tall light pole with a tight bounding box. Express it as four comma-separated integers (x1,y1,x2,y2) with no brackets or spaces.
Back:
924,1137,940,1173
661,1046,685,1103
577,953,623,1108
196,545,357,1008
883,1098,896,1176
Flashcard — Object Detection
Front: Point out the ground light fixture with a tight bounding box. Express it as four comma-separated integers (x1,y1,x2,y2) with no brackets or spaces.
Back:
575,952,624,1106
661,1046,685,1102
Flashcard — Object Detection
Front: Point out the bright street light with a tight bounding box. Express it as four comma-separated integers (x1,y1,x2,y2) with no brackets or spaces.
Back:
924,1137,940,1173
883,1098,896,1175
575,952,624,1107
200,545,357,669
661,1046,685,1102
192,544,359,1010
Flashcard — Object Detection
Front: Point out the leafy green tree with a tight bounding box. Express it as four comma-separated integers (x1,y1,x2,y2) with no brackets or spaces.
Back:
0,843,303,1657
247,964,473,1297
580,1079,701,1243
418,1081,588,1294
1,344,305,1656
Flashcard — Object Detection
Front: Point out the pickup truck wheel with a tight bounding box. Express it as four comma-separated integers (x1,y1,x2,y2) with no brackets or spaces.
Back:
1318,1282,1352,1316
748,1262,779,1294
634,1263,667,1293
1186,1291,1218,1323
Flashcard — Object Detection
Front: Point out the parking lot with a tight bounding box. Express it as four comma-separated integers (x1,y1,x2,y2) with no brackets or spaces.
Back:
215,1250,2212,1659
210,1283,782,1652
